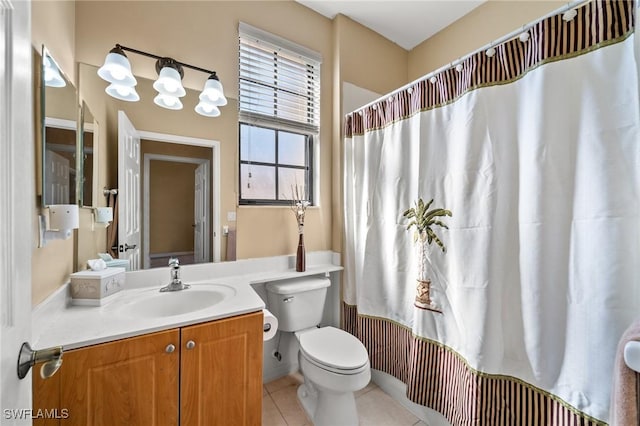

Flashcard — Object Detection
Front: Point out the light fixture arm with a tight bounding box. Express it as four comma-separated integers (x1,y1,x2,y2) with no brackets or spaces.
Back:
115,44,217,76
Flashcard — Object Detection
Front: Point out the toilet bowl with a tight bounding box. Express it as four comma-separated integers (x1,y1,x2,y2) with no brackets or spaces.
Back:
265,277,371,425
295,326,371,426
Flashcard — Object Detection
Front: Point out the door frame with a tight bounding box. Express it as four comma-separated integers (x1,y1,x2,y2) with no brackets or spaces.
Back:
142,153,210,269
138,130,221,264
1,0,33,412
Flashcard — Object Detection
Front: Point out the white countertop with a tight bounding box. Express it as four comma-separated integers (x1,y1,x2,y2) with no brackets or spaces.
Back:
32,254,342,351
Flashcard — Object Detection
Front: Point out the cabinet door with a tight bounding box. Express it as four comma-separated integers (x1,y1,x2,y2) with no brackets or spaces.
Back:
180,312,263,426
33,363,62,426
60,329,179,426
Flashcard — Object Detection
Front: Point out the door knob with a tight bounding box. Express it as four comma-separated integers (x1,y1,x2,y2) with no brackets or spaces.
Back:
17,342,63,380
186,340,196,349
165,344,176,353
120,243,137,252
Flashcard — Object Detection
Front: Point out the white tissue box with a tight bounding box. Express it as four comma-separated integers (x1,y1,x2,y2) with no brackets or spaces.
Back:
69,267,126,306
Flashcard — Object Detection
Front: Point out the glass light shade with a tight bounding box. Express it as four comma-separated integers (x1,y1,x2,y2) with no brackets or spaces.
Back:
199,77,227,106
105,83,140,102
97,51,137,87
195,100,221,117
44,67,66,88
153,67,186,97
43,55,66,88
154,94,183,110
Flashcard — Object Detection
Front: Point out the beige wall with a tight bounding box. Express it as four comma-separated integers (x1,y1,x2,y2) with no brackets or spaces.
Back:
31,1,76,306
149,161,197,253
330,14,409,253
32,0,76,84
76,65,109,275
408,1,565,80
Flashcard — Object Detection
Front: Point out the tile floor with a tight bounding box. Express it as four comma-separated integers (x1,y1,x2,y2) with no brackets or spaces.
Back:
262,372,428,426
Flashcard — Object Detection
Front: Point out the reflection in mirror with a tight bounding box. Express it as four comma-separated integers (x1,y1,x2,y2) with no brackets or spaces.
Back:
79,63,227,270
42,47,78,207
80,101,97,207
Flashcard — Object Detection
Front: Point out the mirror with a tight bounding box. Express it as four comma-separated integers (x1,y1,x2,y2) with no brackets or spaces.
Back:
78,63,238,270
79,101,97,207
41,46,78,206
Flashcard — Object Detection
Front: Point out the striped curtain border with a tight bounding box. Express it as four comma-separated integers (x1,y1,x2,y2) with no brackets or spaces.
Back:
344,0,636,138
342,302,607,426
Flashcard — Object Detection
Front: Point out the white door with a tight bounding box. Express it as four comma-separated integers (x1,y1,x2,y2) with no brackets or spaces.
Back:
45,149,70,204
193,163,209,263
1,0,34,417
117,111,141,271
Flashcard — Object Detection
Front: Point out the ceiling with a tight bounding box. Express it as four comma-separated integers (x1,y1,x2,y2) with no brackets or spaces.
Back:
295,0,486,50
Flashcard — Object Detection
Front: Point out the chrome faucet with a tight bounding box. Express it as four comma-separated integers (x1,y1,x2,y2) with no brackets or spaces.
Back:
160,257,191,292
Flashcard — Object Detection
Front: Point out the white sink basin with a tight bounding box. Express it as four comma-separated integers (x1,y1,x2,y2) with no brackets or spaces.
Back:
119,284,237,318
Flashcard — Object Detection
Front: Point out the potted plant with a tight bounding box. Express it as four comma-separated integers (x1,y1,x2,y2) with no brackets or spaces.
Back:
402,198,452,312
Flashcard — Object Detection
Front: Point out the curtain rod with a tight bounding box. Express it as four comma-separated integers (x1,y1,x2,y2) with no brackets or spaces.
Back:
351,0,591,115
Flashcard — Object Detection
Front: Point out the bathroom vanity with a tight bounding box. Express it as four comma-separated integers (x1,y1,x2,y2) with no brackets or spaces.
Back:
33,312,262,425
30,252,343,425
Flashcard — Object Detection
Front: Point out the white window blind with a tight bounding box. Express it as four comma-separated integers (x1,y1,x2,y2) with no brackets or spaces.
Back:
239,23,321,133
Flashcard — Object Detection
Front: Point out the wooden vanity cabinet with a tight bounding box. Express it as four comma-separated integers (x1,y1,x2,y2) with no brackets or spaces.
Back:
180,312,264,425
60,328,180,426
33,312,263,426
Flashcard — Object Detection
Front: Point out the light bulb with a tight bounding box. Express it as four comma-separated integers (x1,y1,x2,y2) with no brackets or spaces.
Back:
163,80,179,93
116,86,131,96
109,68,126,81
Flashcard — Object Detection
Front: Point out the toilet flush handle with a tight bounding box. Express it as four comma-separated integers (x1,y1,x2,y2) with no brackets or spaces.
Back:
283,296,294,303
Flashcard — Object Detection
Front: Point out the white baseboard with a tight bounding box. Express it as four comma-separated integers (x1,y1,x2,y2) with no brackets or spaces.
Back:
263,361,299,384
371,369,452,426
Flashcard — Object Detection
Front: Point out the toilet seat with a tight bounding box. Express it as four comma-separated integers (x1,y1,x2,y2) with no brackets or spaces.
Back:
298,327,369,375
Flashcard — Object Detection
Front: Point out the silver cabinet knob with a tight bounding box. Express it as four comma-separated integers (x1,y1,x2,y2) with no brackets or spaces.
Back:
186,340,196,349
165,344,176,353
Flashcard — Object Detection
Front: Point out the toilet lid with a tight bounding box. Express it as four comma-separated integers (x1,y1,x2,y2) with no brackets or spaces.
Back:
298,327,369,371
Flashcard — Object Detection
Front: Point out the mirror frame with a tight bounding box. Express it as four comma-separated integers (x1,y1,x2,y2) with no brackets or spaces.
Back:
40,45,80,208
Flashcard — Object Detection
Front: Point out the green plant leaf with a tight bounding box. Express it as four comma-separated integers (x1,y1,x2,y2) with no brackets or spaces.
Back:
430,220,449,229
402,198,451,253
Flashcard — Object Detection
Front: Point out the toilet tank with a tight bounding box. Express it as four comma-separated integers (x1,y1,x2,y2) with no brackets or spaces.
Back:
265,277,330,332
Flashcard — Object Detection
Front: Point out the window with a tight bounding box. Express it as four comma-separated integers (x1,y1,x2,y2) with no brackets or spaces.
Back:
238,23,321,205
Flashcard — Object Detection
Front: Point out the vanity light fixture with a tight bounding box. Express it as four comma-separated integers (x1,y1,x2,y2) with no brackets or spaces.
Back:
97,44,227,116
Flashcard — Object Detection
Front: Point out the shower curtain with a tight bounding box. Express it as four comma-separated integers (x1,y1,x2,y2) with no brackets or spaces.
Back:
343,1,639,425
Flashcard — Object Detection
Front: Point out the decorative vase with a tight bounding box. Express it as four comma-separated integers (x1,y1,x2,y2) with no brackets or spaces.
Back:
296,233,306,272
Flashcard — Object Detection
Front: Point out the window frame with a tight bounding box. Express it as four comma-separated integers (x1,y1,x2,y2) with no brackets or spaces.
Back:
238,123,314,206
238,23,321,207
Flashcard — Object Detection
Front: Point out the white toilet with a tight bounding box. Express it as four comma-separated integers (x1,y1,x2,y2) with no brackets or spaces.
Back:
266,277,371,426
